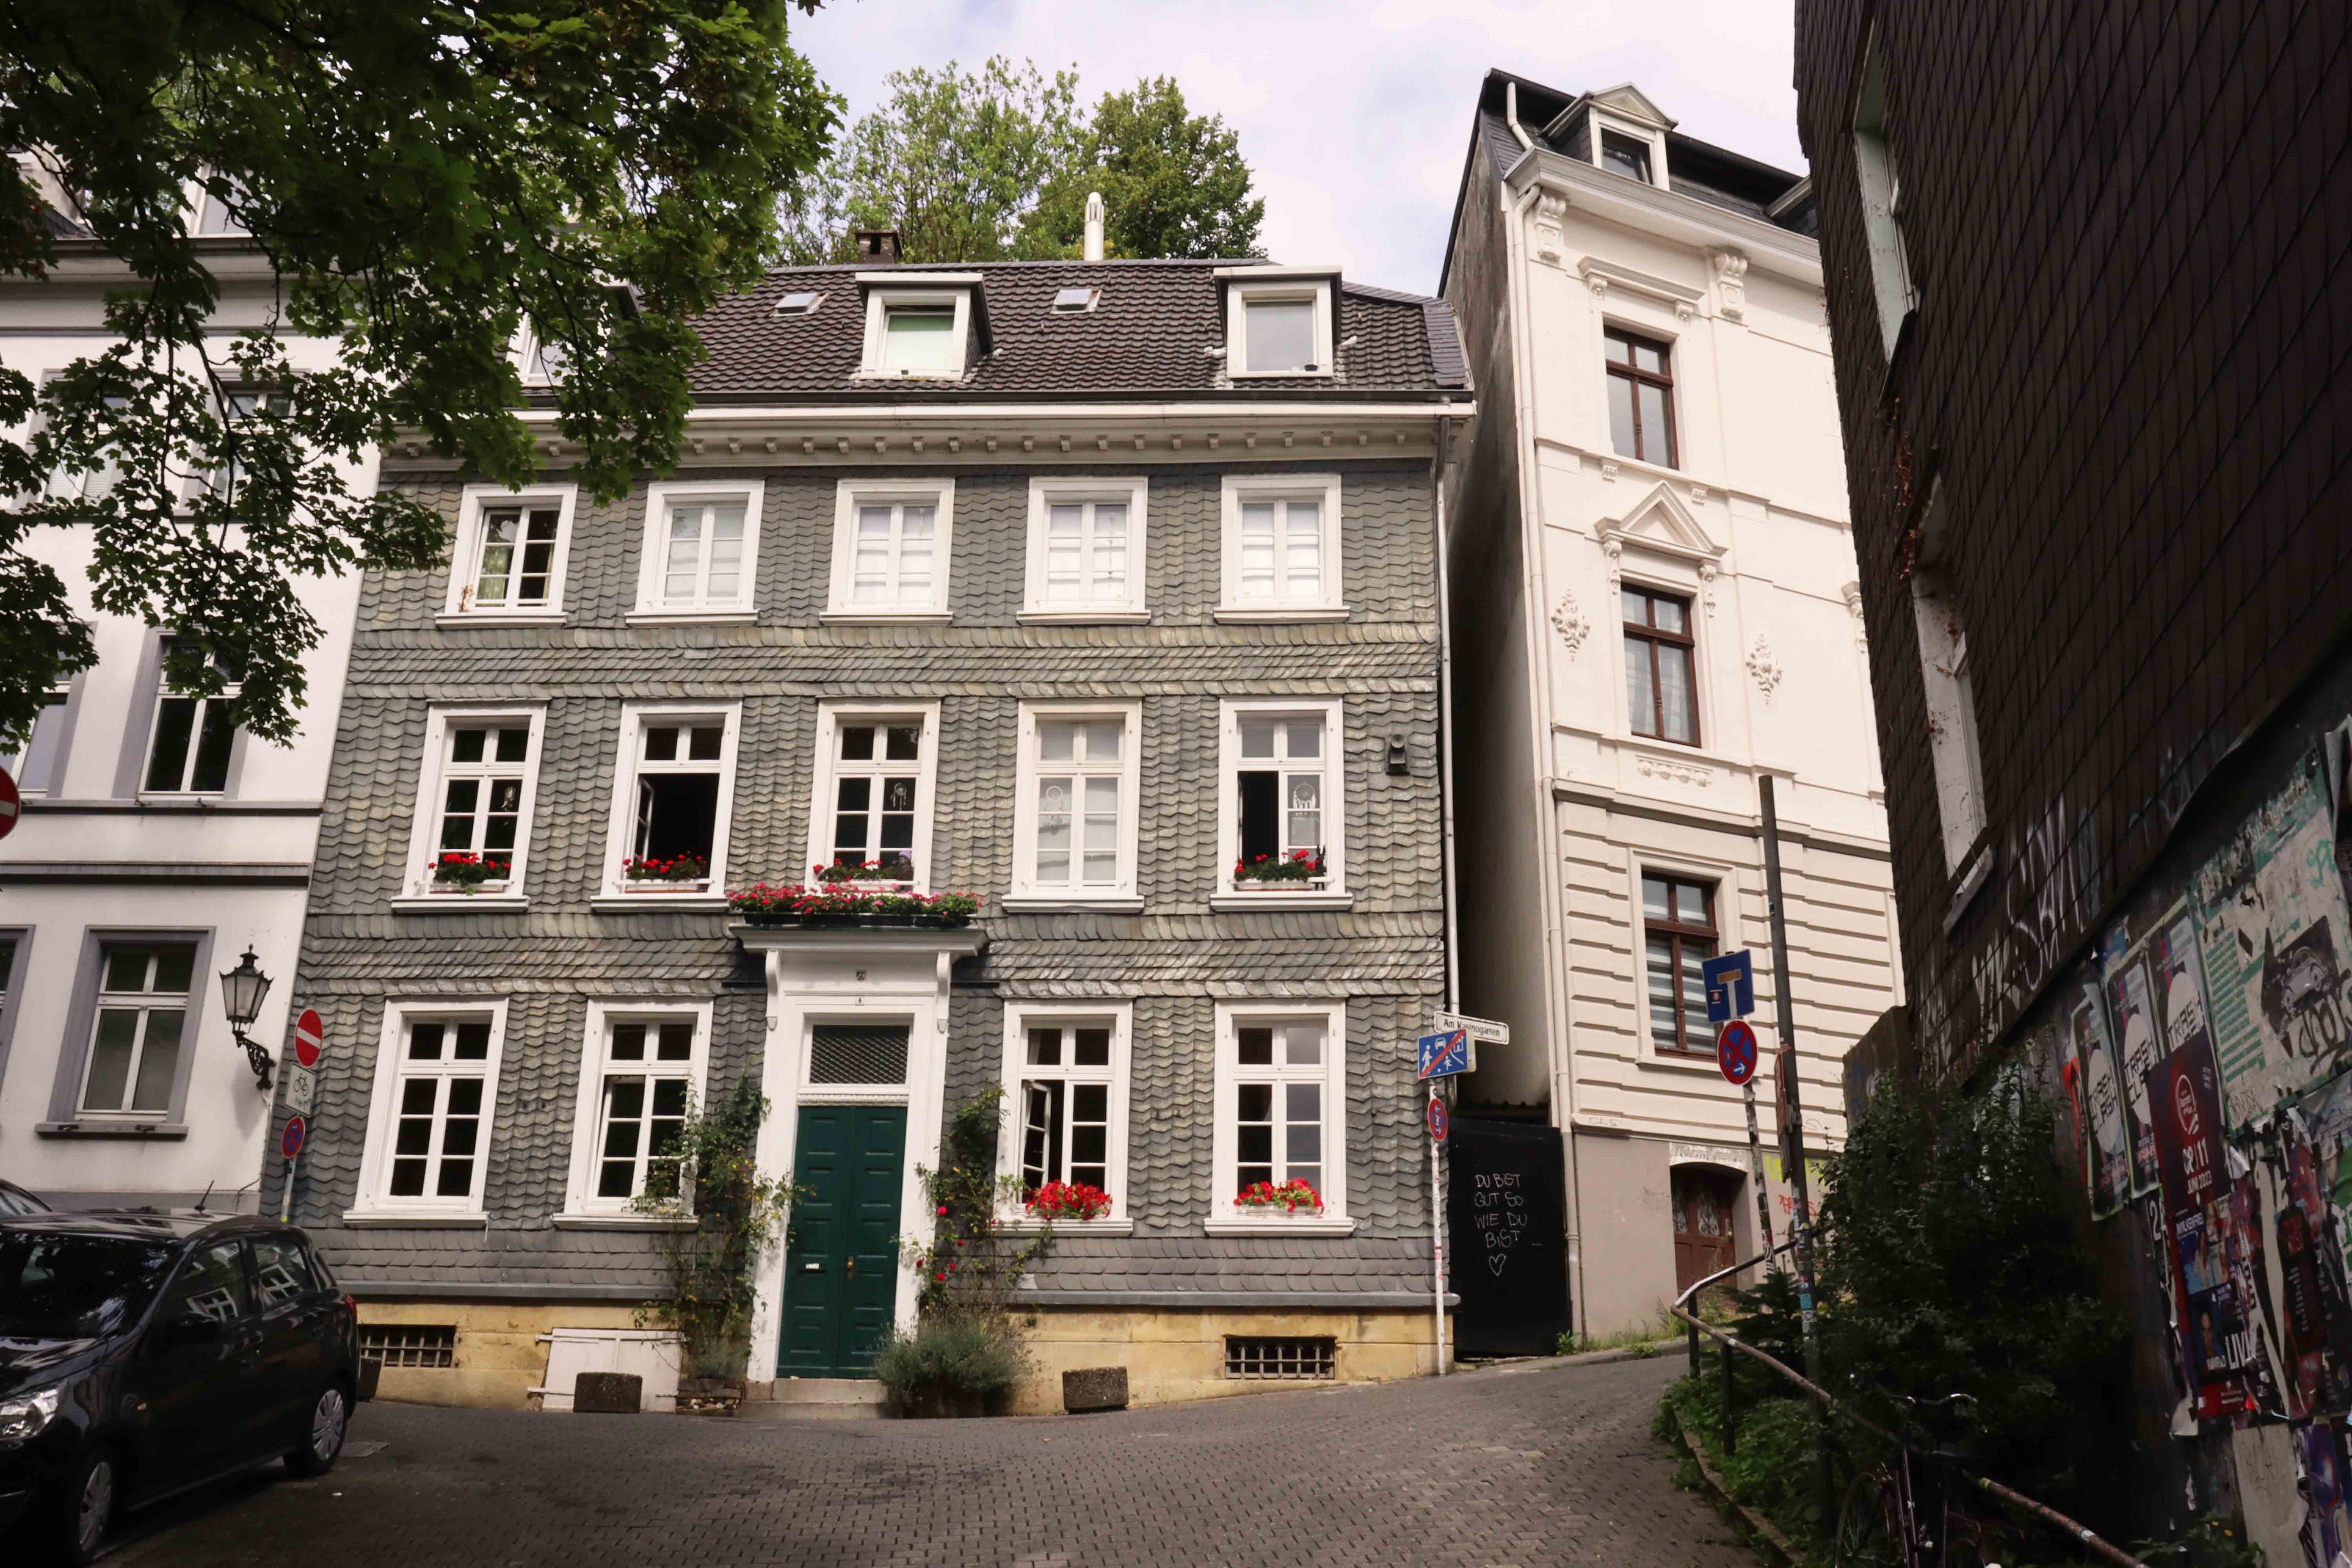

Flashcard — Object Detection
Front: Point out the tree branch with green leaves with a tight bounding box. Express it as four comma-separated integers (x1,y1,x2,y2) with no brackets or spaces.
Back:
0,0,840,745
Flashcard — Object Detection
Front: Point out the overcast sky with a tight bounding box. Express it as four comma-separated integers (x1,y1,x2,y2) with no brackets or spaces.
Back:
790,0,1806,295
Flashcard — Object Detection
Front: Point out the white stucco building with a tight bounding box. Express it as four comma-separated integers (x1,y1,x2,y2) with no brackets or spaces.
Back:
1439,75,1902,1336
0,167,366,1211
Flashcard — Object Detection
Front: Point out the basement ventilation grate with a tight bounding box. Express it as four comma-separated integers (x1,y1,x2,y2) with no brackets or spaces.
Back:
360,1324,457,1368
1224,1336,1335,1379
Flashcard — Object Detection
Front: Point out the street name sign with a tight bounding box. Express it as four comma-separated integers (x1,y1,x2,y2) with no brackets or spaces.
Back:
1431,1009,1509,1045
1417,1027,1472,1080
1702,951,1755,1024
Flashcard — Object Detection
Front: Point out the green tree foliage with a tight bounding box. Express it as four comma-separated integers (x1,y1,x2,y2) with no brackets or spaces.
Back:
1815,1073,2125,1517
1027,76,1265,260
0,1,839,746
781,59,1262,265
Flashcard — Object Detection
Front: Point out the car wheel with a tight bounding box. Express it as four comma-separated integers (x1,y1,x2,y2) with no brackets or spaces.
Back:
44,1447,118,1567
283,1383,349,1477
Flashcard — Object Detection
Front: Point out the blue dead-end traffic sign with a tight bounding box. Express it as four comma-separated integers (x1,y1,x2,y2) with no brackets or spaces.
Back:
1703,951,1756,1024
1717,1020,1760,1086
1417,1028,1471,1080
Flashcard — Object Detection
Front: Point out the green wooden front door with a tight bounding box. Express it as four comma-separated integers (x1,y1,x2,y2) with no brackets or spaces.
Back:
780,1105,907,1377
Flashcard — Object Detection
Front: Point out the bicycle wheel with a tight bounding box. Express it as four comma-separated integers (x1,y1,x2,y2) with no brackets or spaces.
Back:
1833,1468,1907,1568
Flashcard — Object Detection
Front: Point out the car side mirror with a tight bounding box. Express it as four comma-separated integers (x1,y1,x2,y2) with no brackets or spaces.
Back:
159,1312,225,1350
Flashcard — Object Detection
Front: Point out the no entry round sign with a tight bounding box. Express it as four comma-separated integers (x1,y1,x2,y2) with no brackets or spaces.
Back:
0,766,18,843
1717,1020,1759,1086
293,1008,325,1069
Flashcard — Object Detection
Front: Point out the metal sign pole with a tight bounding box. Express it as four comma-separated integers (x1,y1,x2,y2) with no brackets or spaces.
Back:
1740,1081,1777,1268
1430,1092,1448,1376
278,1152,298,1223
1759,773,1830,1520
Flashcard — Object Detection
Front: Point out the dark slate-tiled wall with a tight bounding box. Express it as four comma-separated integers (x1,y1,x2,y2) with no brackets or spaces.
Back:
282,460,1445,1300
1794,0,2352,1075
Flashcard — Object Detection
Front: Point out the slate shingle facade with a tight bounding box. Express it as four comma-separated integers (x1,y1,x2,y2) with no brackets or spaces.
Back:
278,256,1474,1404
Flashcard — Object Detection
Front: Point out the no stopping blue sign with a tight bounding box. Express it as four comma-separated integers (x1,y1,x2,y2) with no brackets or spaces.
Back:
1717,1020,1759,1087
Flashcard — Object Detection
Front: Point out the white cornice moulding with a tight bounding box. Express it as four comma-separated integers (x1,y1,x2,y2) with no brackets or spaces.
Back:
1575,256,1704,307
1512,151,1824,287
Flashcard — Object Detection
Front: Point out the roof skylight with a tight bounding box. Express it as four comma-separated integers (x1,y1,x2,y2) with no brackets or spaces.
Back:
775,290,826,316
1051,286,1101,315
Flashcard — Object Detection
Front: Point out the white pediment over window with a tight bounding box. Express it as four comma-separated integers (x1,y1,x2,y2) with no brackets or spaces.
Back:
1597,481,1722,566
1588,83,1676,131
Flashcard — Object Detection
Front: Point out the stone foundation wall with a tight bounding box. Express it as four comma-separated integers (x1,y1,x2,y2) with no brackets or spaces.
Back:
1007,1305,1443,1416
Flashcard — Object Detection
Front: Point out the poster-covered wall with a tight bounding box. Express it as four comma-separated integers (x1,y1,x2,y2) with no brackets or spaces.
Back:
2033,718,2352,1559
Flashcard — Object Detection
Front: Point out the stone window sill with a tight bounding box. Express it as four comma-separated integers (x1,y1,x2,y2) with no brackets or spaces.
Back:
1203,1215,1357,1237
1016,608,1150,626
997,897,1146,915
434,612,568,628
1209,892,1355,912
340,1211,488,1230
37,1120,187,1140
551,1213,700,1231
589,894,728,914
818,610,953,626
624,609,758,626
390,896,530,914
1210,606,1350,624
994,1218,1135,1237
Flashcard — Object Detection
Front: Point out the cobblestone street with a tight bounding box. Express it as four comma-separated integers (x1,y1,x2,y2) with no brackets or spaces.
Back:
106,1354,1750,1568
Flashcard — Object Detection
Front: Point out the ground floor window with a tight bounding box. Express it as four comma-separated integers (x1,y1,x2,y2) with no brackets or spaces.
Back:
1225,1336,1335,1379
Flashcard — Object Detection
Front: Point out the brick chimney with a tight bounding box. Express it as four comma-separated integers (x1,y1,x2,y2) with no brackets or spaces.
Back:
855,228,902,264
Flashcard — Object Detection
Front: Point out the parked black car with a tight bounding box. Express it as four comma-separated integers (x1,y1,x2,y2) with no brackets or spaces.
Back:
0,1180,50,1217
0,1210,361,1564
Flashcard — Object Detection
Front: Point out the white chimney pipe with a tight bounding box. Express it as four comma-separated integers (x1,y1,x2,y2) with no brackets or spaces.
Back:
1083,191,1105,262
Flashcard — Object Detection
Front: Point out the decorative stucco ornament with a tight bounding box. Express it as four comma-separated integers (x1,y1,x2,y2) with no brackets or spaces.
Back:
1551,592,1591,656
1747,634,1784,699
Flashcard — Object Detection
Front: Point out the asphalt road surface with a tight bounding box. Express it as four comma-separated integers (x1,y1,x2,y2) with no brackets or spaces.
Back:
103,1352,1753,1568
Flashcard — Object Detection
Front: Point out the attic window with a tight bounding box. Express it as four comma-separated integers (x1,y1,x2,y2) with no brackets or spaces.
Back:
1224,276,1335,379
775,290,826,317
1600,131,1653,185
1051,287,1100,315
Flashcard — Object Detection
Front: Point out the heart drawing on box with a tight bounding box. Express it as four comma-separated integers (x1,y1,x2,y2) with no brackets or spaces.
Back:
1472,1171,1530,1276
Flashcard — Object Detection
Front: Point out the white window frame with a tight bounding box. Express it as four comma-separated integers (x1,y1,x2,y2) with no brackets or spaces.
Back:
139,639,242,800
856,284,975,380
1589,110,1670,190
74,940,200,1120
441,483,579,625
1019,475,1149,623
1223,275,1336,379
1625,850,1755,1074
823,478,956,622
1207,1001,1352,1234
631,480,763,622
1913,569,1987,873
394,704,548,910
2,683,74,795
594,701,742,908
1005,700,1143,913
805,701,942,894
557,999,715,1224
1214,699,1350,909
1216,472,1347,621
1851,26,1918,358
348,998,509,1224
993,1001,1134,1235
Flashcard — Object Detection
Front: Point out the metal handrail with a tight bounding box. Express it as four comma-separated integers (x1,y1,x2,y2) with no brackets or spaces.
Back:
1666,1302,2146,1568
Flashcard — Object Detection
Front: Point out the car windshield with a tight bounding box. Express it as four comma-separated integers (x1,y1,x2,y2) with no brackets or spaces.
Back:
0,1232,180,1340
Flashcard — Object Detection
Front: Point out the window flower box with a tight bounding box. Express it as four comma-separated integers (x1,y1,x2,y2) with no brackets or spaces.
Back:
1024,1181,1113,1221
622,853,709,892
729,883,980,929
431,853,510,893
1232,850,1327,888
1233,1179,1323,1216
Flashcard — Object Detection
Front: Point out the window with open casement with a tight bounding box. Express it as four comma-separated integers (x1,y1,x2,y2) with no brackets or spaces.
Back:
997,1003,1131,1226
142,639,241,797
605,705,738,898
1605,328,1677,468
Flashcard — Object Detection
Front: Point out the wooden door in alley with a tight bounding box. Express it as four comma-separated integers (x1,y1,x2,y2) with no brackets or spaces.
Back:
780,1103,907,1377
1670,1165,1740,1295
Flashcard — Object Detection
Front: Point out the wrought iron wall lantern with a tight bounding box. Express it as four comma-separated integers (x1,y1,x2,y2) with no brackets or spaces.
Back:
220,947,274,1090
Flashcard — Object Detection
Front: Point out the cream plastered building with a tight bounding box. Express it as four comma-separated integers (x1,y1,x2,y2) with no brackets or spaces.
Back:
0,163,367,1215
1439,75,1902,1338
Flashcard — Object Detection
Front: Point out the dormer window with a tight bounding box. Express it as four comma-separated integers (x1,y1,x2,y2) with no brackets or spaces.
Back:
884,305,955,370
857,276,980,379
1600,131,1653,185
1219,269,1337,379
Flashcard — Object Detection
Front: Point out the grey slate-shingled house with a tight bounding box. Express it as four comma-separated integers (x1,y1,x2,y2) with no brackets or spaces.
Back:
273,245,1475,1411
